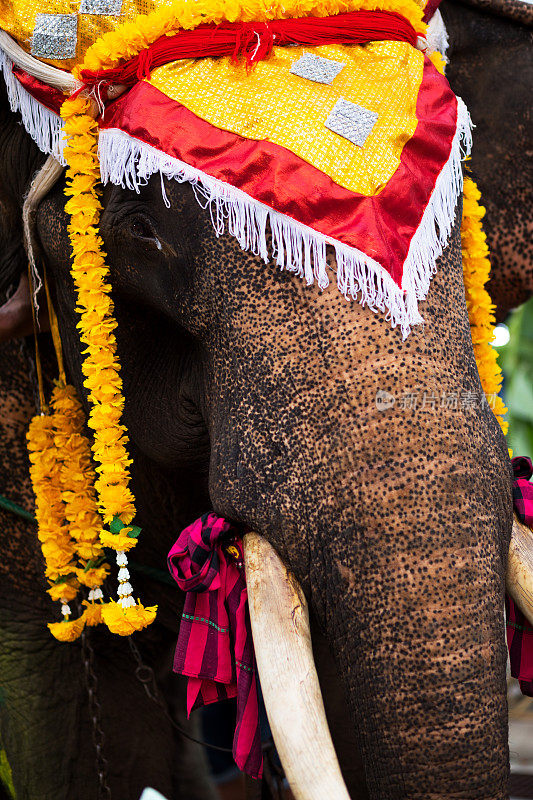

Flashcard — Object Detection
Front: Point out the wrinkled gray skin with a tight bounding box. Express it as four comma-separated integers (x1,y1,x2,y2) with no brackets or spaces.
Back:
0,1,530,798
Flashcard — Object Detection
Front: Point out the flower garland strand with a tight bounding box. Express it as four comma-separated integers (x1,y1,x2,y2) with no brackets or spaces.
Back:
26,382,112,641
461,176,508,435
27,413,83,641
74,0,426,79
26,270,112,640
50,383,109,631
60,94,156,635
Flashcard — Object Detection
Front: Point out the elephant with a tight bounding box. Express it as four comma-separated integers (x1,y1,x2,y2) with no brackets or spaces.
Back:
0,0,531,798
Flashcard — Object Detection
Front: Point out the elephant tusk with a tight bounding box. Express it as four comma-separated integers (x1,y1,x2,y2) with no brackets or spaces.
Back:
243,532,351,800
507,515,533,626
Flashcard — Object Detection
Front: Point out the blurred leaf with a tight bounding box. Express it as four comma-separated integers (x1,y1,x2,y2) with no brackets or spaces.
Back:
500,298,533,459
506,371,533,423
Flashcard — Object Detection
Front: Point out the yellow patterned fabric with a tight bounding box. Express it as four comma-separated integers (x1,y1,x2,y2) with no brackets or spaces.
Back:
150,40,423,196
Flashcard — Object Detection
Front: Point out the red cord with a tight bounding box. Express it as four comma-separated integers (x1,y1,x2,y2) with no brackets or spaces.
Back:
79,10,421,90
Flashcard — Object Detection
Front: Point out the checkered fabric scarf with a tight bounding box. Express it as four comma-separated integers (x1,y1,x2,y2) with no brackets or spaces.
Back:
167,513,261,778
507,456,533,697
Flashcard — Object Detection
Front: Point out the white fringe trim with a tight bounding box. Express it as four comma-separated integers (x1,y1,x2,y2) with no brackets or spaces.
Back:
0,46,66,165
401,96,472,319
98,96,472,339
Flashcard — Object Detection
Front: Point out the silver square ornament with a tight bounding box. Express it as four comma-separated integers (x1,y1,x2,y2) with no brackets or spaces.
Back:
290,53,345,85
325,98,378,147
80,0,123,15
31,14,77,60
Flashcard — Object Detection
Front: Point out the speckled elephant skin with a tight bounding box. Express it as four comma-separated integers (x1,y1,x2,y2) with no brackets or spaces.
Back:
33,158,512,798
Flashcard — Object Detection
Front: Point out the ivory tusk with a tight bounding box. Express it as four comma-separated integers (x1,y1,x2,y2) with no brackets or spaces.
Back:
507,515,533,625
243,532,351,800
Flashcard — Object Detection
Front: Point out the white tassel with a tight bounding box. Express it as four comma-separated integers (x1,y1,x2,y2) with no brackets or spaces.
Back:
117,567,130,581
88,586,104,602
99,96,472,340
0,46,66,164
401,96,472,325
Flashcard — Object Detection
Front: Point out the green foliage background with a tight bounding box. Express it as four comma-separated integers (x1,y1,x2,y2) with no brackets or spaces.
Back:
499,297,533,459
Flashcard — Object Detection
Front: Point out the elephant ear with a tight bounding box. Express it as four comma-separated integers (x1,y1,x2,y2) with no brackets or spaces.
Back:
0,197,26,293
0,80,26,292
0,78,49,339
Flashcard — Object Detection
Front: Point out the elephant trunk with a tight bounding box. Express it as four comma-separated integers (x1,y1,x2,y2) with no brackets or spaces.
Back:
245,518,533,800
206,221,514,798
212,393,513,797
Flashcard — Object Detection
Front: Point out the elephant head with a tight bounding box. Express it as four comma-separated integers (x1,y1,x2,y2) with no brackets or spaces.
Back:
0,2,530,797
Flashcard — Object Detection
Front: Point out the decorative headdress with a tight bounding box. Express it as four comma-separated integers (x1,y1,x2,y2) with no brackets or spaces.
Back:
0,0,506,640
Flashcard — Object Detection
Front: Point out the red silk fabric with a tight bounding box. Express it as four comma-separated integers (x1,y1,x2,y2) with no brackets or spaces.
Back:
12,66,64,114
99,57,457,287
422,0,443,22
79,11,421,90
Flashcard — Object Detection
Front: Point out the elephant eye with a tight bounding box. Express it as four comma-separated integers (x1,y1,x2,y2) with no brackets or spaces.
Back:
129,216,161,249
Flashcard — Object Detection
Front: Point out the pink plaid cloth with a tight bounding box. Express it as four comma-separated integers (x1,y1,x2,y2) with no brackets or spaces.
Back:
506,456,533,696
168,513,262,778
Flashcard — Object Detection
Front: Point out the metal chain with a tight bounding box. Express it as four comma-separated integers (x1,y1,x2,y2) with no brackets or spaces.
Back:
127,637,292,800
127,636,234,753
81,628,112,800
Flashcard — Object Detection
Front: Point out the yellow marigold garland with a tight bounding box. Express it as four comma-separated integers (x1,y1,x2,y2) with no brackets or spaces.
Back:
27,415,77,590
26,413,84,639
50,384,107,571
461,176,508,435
27,382,112,641
60,93,157,635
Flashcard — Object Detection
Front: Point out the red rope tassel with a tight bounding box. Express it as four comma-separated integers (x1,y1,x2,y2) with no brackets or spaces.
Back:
79,10,422,91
